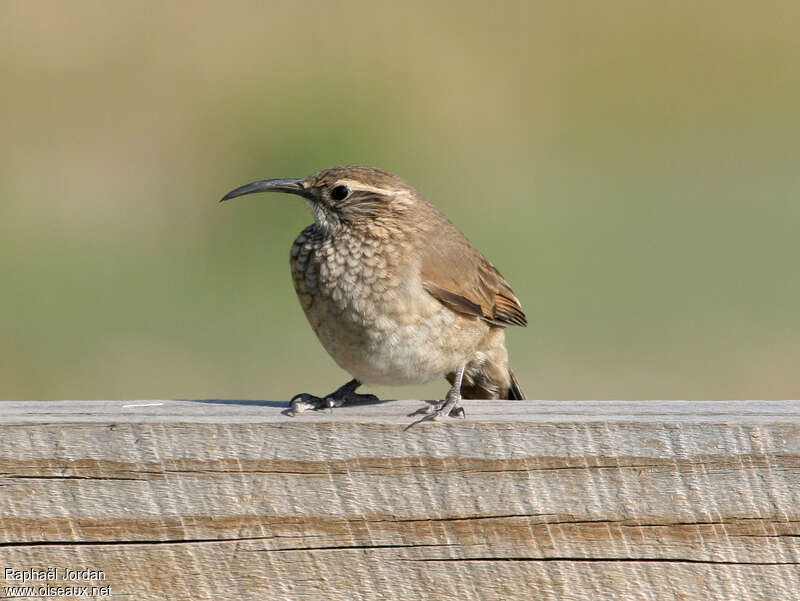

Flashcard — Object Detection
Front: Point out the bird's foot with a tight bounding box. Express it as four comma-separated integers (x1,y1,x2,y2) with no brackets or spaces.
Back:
405,388,465,429
287,379,378,416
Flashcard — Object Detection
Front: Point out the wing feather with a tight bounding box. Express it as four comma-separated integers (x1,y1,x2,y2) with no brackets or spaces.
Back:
418,211,527,328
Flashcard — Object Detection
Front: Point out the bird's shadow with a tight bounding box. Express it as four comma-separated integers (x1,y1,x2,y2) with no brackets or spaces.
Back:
187,399,287,408
187,397,395,417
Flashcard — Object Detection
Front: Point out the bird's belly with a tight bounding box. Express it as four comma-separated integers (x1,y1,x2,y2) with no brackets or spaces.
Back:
299,282,487,386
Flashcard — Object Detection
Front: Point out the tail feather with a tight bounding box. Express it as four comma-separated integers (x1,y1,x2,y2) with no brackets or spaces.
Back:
507,368,526,400
447,366,527,400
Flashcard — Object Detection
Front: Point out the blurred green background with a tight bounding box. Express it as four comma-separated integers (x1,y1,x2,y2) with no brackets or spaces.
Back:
1,1,798,401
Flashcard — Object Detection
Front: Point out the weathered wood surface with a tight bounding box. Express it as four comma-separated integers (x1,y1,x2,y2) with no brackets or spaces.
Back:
1,400,799,601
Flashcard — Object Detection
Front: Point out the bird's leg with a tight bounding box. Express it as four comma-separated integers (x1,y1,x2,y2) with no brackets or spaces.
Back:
288,379,379,416
406,364,466,428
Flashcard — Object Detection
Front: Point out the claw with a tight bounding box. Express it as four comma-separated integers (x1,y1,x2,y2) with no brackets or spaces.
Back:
288,393,322,416
407,400,439,417
404,392,465,430
286,379,379,416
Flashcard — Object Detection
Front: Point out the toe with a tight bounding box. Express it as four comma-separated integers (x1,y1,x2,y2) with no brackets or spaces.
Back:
449,406,466,419
288,393,322,416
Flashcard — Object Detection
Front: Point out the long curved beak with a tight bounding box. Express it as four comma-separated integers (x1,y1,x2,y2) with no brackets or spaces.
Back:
220,177,310,202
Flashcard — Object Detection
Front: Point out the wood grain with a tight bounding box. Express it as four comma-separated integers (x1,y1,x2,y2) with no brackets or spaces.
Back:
1,400,798,600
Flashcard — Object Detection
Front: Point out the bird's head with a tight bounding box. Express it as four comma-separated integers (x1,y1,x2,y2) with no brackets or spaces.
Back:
220,166,418,232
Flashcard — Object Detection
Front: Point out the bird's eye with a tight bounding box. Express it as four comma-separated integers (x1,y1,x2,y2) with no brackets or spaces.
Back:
330,185,349,201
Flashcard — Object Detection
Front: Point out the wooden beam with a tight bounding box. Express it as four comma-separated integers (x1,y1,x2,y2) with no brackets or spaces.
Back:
1,400,798,600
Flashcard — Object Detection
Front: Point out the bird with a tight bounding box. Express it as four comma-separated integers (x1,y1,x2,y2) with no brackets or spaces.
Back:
220,166,526,424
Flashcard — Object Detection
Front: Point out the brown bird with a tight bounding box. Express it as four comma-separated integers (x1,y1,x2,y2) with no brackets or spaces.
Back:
221,166,526,423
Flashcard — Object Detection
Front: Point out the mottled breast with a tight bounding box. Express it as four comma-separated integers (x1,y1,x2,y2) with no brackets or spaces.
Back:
288,223,487,385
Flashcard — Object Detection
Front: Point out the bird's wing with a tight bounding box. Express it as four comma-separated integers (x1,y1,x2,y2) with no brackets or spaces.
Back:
418,217,527,328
